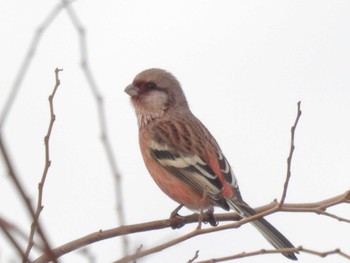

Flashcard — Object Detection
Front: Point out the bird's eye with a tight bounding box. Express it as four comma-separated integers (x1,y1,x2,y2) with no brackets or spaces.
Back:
145,82,157,90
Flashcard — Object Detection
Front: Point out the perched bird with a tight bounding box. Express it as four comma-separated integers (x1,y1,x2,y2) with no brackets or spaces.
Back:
124,68,297,260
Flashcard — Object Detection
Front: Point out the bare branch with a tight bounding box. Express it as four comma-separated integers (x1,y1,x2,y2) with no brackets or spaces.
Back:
280,101,302,206
33,190,349,263
300,246,350,259
113,206,283,263
114,188,350,263
195,246,350,263
319,210,350,223
22,68,63,262
280,190,350,215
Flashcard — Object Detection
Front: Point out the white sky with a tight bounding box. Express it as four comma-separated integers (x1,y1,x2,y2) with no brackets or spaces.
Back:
1,1,350,262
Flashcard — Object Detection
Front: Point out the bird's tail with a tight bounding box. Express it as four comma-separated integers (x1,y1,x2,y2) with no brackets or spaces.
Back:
227,199,298,260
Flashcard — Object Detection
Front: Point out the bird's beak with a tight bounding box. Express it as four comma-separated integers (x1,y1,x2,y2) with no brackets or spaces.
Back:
124,84,139,97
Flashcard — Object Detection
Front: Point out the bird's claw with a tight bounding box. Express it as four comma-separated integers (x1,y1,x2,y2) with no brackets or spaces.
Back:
205,210,218,226
169,204,185,229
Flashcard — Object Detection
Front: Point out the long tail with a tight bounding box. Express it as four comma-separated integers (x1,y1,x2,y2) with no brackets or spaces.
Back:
227,199,298,260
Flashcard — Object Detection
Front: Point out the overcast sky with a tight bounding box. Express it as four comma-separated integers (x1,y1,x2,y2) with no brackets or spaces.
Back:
1,1,350,263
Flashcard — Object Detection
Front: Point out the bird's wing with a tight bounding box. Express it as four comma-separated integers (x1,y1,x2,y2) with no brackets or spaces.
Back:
150,142,241,210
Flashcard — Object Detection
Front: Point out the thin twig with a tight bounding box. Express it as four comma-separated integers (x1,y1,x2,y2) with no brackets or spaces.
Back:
22,68,63,262
60,0,129,255
280,101,302,206
195,246,350,263
317,210,350,223
188,250,200,263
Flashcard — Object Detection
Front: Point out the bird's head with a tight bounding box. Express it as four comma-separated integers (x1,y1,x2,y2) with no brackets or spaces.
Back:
125,68,189,126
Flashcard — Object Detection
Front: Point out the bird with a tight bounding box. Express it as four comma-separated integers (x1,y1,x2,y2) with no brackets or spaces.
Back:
124,68,297,260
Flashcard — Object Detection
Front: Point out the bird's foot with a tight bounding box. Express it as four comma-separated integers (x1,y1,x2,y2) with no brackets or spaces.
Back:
204,207,218,227
169,204,185,229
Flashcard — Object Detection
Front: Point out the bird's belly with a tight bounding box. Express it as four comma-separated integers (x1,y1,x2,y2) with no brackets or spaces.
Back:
145,159,212,210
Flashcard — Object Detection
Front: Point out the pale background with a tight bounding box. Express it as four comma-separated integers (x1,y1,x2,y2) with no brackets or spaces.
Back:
0,1,349,263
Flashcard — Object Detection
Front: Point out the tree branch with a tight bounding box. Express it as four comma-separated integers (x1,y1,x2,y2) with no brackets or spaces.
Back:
195,246,350,263
33,190,350,263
